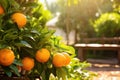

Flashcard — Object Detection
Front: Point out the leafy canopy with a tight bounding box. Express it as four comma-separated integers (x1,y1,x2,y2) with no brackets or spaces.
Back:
94,12,120,37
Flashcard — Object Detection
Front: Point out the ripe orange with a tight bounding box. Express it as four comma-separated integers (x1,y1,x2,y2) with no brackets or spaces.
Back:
62,53,71,65
11,13,27,28
35,48,50,63
0,5,4,15
22,57,34,71
0,49,15,66
52,53,66,67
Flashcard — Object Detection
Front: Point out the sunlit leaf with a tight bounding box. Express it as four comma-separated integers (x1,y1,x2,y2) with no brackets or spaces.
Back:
56,68,67,80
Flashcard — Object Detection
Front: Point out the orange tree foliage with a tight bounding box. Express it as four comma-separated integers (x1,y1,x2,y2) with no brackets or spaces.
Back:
0,0,96,80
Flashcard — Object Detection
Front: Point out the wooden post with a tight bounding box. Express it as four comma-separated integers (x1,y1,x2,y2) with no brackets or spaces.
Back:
77,48,86,61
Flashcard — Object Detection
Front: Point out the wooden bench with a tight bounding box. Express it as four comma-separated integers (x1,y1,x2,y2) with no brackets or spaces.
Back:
74,37,120,63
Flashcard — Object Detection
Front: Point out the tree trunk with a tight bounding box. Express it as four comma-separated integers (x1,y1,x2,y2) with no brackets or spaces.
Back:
66,1,70,45
75,28,78,44
66,22,70,44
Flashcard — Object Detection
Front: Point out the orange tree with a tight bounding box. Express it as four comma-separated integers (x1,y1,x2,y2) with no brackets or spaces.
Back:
0,0,96,80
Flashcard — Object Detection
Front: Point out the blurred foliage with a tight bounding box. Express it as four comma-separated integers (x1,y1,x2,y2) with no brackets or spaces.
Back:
50,0,114,43
112,0,120,13
93,12,120,37
44,0,120,43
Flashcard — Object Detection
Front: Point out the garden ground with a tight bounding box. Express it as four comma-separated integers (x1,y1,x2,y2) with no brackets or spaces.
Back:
87,58,120,80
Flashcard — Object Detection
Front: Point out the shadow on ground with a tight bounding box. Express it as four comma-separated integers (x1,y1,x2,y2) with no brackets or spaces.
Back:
86,58,120,80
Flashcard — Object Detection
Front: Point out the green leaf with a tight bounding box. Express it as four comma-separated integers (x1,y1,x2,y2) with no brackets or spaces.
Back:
35,63,44,75
30,30,41,35
15,41,32,48
9,64,20,76
61,45,75,54
37,34,52,47
8,0,20,11
22,36,36,48
13,59,22,66
56,68,67,80
3,67,12,77
21,47,35,57
3,33,18,40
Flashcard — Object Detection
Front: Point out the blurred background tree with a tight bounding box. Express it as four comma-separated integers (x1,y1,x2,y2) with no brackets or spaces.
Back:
44,0,120,44
93,0,120,37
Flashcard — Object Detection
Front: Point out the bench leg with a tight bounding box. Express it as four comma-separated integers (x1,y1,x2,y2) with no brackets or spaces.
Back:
77,48,86,61
118,50,120,64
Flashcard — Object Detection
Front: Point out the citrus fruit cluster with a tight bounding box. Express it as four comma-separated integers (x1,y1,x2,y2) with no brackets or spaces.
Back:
0,2,70,76
0,47,71,71
52,53,71,67
21,48,71,70
21,48,51,71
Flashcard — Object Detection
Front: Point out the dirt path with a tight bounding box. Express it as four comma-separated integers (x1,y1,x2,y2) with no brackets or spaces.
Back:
87,58,120,80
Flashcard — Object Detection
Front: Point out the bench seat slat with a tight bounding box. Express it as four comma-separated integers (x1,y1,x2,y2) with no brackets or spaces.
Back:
75,43,120,47
75,43,120,50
